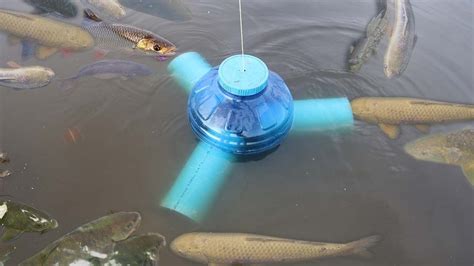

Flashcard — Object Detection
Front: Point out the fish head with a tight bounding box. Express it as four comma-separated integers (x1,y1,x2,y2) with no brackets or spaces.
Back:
104,212,142,242
404,134,451,164
20,207,58,233
170,233,207,263
383,62,400,79
350,97,378,122
136,36,177,57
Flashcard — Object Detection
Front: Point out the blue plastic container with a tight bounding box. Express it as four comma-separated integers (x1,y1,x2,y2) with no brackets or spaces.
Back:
188,54,294,155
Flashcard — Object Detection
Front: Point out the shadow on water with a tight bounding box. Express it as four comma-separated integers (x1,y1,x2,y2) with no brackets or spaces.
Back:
0,0,473,265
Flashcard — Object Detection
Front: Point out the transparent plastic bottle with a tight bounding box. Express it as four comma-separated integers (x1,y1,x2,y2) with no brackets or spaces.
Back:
187,55,294,155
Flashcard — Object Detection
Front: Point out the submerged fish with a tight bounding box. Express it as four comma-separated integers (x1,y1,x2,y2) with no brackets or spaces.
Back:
81,0,126,19
104,233,166,265
349,10,387,72
23,0,78,18
58,60,153,90
0,244,15,264
171,232,381,265
0,200,58,241
0,9,94,59
383,0,416,78
20,212,141,265
351,97,474,139
405,128,474,186
0,153,11,178
0,66,55,90
83,9,176,58
121,0,192,22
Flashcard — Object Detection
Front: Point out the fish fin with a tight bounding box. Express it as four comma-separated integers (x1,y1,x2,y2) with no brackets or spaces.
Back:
349,45,354,54
367,10,384,34
347,235,381,259
1,228,23,242
461,162,474,186
56,78,76,91
84,8,102,22
415,124,431,134
36,46,58,60
6,61,21,68
378,124,400,139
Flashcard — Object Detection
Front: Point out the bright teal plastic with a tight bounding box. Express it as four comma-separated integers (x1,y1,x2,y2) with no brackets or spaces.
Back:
160,142,233,222
218,55,269,96
168,52,212,94
292,98,354,132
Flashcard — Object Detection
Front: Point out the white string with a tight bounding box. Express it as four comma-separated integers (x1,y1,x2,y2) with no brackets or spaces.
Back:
238,0,245,71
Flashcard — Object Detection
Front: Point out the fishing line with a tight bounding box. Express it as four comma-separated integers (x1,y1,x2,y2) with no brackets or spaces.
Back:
238,0,245,71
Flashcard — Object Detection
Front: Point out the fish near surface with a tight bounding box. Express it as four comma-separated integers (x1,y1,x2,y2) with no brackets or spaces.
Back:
0,200,58,241
349,10,388,72
103,233,166,265
81,0,126,19
0,9,94,59
171,232,381,265
23,0,78,18
0,153,11,178
405,128,474,186
20,212,141,265
351,97,474,139
82,9,177,58
121,0,192,22
58,60,153,90
0,66,55,90
383,0,416,78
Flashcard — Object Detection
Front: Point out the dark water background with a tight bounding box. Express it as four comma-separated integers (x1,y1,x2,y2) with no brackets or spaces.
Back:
0,0,473,265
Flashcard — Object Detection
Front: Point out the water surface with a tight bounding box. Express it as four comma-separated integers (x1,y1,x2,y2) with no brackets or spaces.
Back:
0,0,473,265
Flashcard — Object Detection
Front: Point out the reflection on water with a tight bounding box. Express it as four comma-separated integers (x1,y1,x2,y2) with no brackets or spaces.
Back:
0,0,473,265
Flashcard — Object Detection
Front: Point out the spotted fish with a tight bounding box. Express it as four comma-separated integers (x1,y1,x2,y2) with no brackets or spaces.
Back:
351,97,474,139
171,232,381,265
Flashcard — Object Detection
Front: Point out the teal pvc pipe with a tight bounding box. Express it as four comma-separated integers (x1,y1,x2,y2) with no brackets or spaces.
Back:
160,141,233,222
291,98,354,132
168,52,212,94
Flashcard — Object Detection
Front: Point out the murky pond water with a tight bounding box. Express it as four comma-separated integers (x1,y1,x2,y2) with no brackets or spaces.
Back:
0,0,473,265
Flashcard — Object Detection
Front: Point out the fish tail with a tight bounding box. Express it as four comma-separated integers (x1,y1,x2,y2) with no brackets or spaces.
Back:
346,235,381,258
84,8,102,22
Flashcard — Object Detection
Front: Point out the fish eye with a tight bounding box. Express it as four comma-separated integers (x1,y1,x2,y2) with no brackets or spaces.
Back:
153,44,161,51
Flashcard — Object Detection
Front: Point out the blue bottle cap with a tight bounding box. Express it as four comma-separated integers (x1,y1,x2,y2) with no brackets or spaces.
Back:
218,54,269,96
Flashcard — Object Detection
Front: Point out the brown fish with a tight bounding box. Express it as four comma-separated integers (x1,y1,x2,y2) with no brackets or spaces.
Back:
171,232,381,265
0,9,94,59
351,97,474,139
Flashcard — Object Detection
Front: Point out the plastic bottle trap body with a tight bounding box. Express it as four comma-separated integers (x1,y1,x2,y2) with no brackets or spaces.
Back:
188,55,294,155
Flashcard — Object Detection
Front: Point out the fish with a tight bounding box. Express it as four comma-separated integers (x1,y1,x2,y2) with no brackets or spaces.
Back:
120,0,192,22
0,153,11,178
351,97,474,139
82,9,177,58
349,10,388,72
23,0,78,18
404,128,474,186
80,0,126,20
0,9,94,59
0,243,15,264
171,232,381,265
103,233,166,265
0,65,55,90
20,212,141,265
383,0,416,78
0,200,58,241
58,60,153,90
